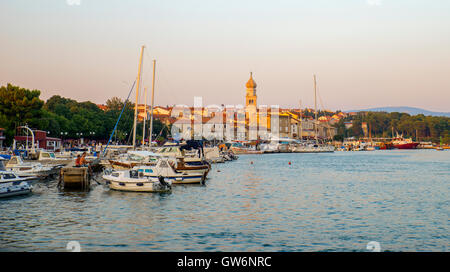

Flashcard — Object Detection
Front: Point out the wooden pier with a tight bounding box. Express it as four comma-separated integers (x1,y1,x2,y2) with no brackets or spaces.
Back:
60,167,90,190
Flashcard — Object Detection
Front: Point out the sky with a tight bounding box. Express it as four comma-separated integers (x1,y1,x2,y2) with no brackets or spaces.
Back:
1,0,449,112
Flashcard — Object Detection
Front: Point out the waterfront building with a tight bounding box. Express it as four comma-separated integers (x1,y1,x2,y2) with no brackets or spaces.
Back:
136,72,337,141
13,130,62,151
344,122,353,129
96,104,108,111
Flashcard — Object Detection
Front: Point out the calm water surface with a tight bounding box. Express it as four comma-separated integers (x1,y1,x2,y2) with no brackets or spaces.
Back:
0,150,449,251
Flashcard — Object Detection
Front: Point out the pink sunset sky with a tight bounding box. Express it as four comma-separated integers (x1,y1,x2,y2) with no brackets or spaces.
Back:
1,0,449,112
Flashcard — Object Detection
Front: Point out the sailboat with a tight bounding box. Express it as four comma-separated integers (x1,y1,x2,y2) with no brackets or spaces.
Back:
293,75,334,153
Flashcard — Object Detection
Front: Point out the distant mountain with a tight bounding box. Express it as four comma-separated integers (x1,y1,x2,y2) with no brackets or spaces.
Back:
347,107,450,117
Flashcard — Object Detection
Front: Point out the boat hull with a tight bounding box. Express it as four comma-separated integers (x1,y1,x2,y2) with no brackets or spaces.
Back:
394,143,419,149
379,143,394,150
145,174,205,184
0,188,32,198
103,176,171,193
0,181,33,198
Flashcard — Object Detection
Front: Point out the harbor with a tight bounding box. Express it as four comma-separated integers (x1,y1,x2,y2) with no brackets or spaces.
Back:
0,60,448,251
0,149,448,252
1,1,450,255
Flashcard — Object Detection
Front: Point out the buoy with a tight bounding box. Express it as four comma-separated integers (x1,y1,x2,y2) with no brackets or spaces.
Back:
250,161,254,165
288,162,291,165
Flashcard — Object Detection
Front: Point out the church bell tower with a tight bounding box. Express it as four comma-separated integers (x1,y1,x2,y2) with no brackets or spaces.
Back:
245,72,257,108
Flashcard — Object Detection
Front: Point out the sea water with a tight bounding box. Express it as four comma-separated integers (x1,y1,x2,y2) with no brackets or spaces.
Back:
0,150,448,251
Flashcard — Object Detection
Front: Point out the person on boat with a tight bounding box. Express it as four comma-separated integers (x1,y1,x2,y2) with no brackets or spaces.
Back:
75,155,82,167
80,152,88,166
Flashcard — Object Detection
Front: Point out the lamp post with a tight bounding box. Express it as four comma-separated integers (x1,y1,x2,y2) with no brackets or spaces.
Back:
89,132,96,147
76,132,83,146
61,132,67,148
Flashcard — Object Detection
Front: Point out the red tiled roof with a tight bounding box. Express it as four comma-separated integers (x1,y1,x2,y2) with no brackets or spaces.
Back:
97,104,108,111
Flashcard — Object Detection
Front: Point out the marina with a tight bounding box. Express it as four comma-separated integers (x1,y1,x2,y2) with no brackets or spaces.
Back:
1,1,449,256
0,149,448,251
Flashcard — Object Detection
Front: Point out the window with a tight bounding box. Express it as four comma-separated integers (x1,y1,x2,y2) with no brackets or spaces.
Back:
3,174,16,179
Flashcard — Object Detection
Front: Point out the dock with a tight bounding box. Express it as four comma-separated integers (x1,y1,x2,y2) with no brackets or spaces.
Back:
59,166,90,190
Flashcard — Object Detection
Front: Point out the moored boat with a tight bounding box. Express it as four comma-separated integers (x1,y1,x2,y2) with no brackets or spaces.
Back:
230,142,263,154
0,170,33,198
102,169,172,192
134,159,206,184
379,142,394,150
5,156,56,179
392,138,419,149
108,151,160,170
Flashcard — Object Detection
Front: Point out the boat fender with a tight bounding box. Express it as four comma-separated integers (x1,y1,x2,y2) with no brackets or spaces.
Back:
158,176,169,187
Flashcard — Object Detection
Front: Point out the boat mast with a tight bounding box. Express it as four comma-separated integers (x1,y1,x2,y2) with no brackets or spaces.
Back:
299,99,303,141
314,74,318,143
133,45,145,150
149,60,156,148
142,87,148,146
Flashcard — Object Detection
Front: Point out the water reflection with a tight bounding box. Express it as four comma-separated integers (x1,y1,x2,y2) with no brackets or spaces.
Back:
0,150,449,251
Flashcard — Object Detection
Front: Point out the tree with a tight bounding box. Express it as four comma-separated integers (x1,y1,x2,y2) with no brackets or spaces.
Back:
0,84,45,145
105,97,124,111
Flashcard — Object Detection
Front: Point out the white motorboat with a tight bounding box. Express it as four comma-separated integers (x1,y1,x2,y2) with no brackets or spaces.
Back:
260,142,280,153
102,169,172,192
0,170,33,198
5,156,56,179
157,145,205,161
109,151,160,170
54,151,75,160
37,151,70,166
134,159,206,184
203,147,225,163
221,151,238,161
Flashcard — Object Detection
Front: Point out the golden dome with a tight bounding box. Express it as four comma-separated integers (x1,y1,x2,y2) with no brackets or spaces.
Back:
246,72,257,88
